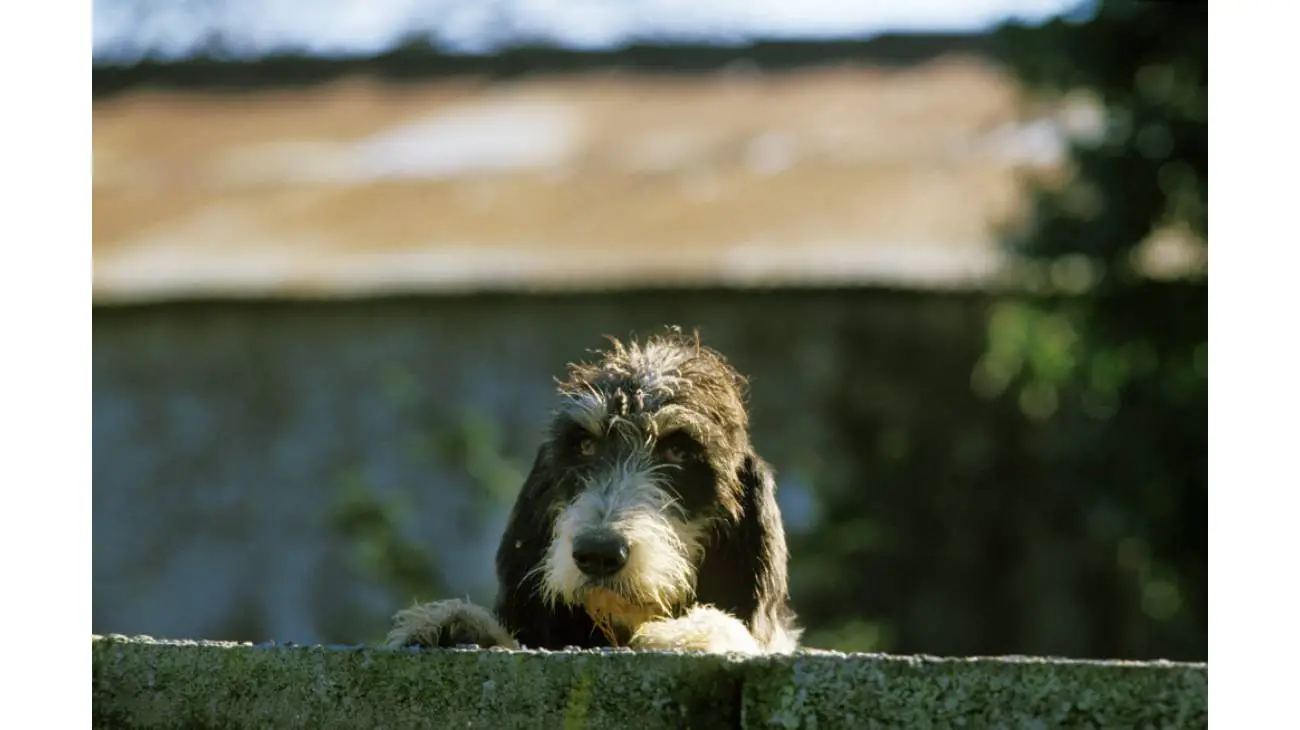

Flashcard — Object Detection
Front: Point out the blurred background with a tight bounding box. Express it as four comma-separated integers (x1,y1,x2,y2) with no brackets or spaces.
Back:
92,0,1206,662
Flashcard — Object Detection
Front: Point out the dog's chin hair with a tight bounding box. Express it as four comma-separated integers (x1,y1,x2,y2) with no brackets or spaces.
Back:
535,486,707,629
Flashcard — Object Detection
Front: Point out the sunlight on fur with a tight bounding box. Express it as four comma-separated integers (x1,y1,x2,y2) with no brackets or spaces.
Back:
582,588,660,644
630,605,762,654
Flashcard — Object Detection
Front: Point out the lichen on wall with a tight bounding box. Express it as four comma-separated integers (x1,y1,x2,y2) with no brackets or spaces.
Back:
92,635,1207,729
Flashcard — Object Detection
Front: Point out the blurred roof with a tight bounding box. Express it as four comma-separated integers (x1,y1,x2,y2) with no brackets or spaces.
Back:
95,54,1104,303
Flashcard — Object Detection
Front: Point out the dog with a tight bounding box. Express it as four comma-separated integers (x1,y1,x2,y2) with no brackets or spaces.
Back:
386,329,800,654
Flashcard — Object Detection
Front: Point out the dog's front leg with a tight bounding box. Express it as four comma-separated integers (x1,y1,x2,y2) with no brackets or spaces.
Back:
628,605,762,654
386,598,519,649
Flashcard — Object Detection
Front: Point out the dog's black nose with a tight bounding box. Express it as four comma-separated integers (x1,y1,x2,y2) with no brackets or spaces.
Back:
572,532,630,578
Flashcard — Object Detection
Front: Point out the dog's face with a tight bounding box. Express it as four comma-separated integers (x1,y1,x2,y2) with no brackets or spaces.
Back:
529,333,753,637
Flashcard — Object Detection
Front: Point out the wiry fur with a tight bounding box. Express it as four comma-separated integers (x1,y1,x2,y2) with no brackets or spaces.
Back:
387,598,515,649
386,328,801,654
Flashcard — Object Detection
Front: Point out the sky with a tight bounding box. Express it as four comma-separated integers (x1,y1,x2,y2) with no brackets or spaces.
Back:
93,0,1092,63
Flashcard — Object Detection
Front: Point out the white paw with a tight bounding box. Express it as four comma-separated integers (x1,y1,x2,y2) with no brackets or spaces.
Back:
386,598,518,649
628,605,762,654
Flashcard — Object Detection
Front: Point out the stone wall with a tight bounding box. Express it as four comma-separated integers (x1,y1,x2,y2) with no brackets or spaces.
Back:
91,635,1209,729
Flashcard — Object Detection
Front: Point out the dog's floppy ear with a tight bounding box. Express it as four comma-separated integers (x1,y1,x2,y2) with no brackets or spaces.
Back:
694,449,797,647
492,446,596,648
493,448,556,630
734,452,793,616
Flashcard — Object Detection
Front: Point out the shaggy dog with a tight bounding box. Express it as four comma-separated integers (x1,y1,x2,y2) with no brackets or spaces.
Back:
386,329,800,654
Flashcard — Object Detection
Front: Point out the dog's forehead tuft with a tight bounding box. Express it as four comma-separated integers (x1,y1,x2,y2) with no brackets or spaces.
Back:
564,335,740,400
555,332,750,440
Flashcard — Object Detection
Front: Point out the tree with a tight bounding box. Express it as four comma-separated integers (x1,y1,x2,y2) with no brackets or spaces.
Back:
981,0,1207,658
798,0,1207,660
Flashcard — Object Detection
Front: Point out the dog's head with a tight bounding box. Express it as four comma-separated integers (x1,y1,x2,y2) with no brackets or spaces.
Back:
499,329,774,642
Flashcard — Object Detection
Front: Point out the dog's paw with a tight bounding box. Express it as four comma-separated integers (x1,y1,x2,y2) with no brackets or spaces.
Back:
385,598,519,649
628,605,761,654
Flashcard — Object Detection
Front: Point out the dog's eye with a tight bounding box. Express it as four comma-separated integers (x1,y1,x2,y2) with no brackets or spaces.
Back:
578,436,599,457
658,433,699,465
661,445,689,464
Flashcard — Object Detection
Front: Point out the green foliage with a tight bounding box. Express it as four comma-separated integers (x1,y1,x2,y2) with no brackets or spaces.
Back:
326,365,528,640
792,1,1205,661
430,409,528,510
986,0,1206,652
330,468,449,608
